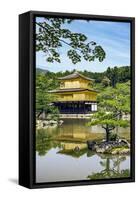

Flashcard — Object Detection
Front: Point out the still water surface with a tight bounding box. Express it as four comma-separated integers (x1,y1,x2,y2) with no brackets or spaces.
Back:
36,119,130,183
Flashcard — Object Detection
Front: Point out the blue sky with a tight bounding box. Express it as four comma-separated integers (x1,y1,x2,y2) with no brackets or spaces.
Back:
36,17,130,72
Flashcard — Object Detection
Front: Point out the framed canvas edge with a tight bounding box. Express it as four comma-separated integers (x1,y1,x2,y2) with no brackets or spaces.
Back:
19,10,135,189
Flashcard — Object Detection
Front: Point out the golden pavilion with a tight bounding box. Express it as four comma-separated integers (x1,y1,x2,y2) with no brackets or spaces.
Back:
50,71,98,114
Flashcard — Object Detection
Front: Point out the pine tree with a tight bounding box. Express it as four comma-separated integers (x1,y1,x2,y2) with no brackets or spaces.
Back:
89,82,130,142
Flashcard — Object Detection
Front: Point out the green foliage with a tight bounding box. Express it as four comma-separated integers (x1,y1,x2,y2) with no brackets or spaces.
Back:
36,73,51,110
97,82,130,114
88,169,130,179
101,76,111,87
48,106,60,121
36,129,53,156
106,66,130,88
36,129,60,156
36,72,59,119
106,66,118,88
109,133,118,141
36,18,106,64
89,82,130,141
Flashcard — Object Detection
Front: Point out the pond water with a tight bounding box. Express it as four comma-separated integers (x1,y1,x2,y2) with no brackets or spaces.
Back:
36,119,130,183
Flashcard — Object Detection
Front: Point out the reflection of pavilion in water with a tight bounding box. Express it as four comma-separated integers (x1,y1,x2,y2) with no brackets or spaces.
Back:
56,119,130,142
57,119,104,141
60,142,87,151
58,142,88,158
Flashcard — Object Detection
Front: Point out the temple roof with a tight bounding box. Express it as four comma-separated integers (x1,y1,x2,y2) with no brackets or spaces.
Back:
58,71,94,81
49,88,98,93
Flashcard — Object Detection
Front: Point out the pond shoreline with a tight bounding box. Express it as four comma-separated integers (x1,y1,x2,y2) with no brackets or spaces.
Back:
87,140,130,155
59,114,93,119
36,119,64,129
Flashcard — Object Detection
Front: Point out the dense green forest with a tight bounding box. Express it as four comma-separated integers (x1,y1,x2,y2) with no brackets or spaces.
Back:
36,65,130,88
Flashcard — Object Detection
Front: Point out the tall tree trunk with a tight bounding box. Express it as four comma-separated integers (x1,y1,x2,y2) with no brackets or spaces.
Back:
106,129,109,142
102,124,114,142
105,125,110,142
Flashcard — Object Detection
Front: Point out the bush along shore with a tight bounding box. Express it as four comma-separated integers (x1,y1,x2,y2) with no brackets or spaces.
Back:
87,139,130,155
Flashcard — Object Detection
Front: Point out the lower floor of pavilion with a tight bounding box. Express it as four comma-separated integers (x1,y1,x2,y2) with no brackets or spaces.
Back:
53,101,97,114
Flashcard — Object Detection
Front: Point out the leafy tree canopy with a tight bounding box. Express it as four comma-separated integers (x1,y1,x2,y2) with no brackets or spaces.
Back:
36,72,59,118
36,18,106,64
101,76,111,87
88,82,130,141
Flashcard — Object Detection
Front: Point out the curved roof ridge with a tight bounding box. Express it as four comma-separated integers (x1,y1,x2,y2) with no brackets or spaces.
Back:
58,71,94,81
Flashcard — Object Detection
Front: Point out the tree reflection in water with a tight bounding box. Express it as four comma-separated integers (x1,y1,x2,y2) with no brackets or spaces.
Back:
36,128,61,156
87,154,130,179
